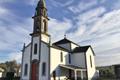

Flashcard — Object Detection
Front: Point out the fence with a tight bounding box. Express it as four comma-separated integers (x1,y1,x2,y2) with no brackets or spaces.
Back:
0,77,20,80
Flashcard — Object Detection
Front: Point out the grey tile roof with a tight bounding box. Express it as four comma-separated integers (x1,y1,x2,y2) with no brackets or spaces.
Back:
51,44,69,52
59,64,86,70
53,38,79,46
72,46,90,53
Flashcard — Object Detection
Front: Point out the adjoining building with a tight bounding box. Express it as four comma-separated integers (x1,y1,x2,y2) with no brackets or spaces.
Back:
0,67,4,78
113,64,120,79
21,0,97,80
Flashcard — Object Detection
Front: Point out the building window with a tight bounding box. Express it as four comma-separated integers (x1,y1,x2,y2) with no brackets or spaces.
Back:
60,52,63,62
42,62,46,76
24,64,28,76
90,55,92,68
53,71,56,80
43,10,46,16
68,54,71,64
34,43,37,54
43,20,47,32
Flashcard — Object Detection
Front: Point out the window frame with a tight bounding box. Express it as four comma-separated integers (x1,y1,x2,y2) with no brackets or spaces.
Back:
60,52,63,62
42,62,46,76
90,55,92,68
68,54,71,64
24,64,28,76
43,20,47,32
34,43,37,54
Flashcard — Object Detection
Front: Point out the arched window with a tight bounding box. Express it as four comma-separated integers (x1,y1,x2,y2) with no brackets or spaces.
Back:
24,64,28,76
43,10,46,16
90,55,92,68
43,20,47,32
53,71,56,80
42,62,46,76
68,54,71,64
34,43,37,54
60,52,63,62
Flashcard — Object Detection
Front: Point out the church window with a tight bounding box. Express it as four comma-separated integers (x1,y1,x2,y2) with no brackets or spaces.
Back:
43,20,47,32
34,43,37,54
53,71,56,80
42,62,46,76
90,55,92,68
43,10,46,16
60,52,63,62
68,54,71,64
24,64,28,76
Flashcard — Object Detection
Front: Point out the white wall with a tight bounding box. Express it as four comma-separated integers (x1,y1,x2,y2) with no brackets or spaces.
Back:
50,47,68,80
0,72,2,77
21,44,31,80
32,36,40,60
71,53,86,68
86,47,96,80
71,43,79,50
39,42,49,80
41,33,49,43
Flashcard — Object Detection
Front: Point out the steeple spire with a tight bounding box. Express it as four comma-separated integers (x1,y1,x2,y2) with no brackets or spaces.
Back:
37,0,46,8
35,0,47,17
31,0,49,35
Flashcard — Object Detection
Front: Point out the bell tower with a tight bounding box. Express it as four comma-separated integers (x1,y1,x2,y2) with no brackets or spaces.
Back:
30,0,50,80
32,0,49,35
31,0,50,43
30,0,50,62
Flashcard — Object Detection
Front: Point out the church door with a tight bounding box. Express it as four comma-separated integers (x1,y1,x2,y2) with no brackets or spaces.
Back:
69,69,72,79
53,71,56,80
31,62,39,80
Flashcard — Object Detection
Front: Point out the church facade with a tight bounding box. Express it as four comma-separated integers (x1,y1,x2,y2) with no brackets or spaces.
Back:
21,0,96,80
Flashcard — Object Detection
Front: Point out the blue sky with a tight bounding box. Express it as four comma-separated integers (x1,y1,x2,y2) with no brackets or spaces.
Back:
0,0,120,66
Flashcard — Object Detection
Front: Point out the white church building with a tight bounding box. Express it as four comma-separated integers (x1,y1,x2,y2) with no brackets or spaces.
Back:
21,0,96,80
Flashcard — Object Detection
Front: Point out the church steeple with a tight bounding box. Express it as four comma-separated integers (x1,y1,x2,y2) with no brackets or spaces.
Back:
37,0,46,8
32,0,49,35
35,0,47,17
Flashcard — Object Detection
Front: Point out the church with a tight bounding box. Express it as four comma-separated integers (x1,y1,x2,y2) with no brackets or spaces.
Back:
21,0,96,80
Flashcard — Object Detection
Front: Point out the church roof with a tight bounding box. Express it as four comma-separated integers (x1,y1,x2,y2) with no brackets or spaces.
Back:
51,44,69,52
72,46,90,53
53,38,79,46
72,45,95,55
59,65,86,70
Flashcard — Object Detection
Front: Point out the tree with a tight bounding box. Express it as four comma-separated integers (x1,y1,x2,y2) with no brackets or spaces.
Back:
0,60,21,77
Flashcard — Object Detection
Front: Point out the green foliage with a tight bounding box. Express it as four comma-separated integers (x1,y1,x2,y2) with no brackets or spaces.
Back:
0,60,20,77
97,66,116,79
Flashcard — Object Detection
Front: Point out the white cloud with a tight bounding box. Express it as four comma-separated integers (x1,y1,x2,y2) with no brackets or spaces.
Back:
110,0,120,10
50,0,74,7
48,18,72,42
68,0,97,13
8,52,22,63
0,52,22,63
0,5,32,63
26,0,39,6
100,0,107,3
0,0,15,3
96,52,120,66
77,7,106,23
0,7,8,15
